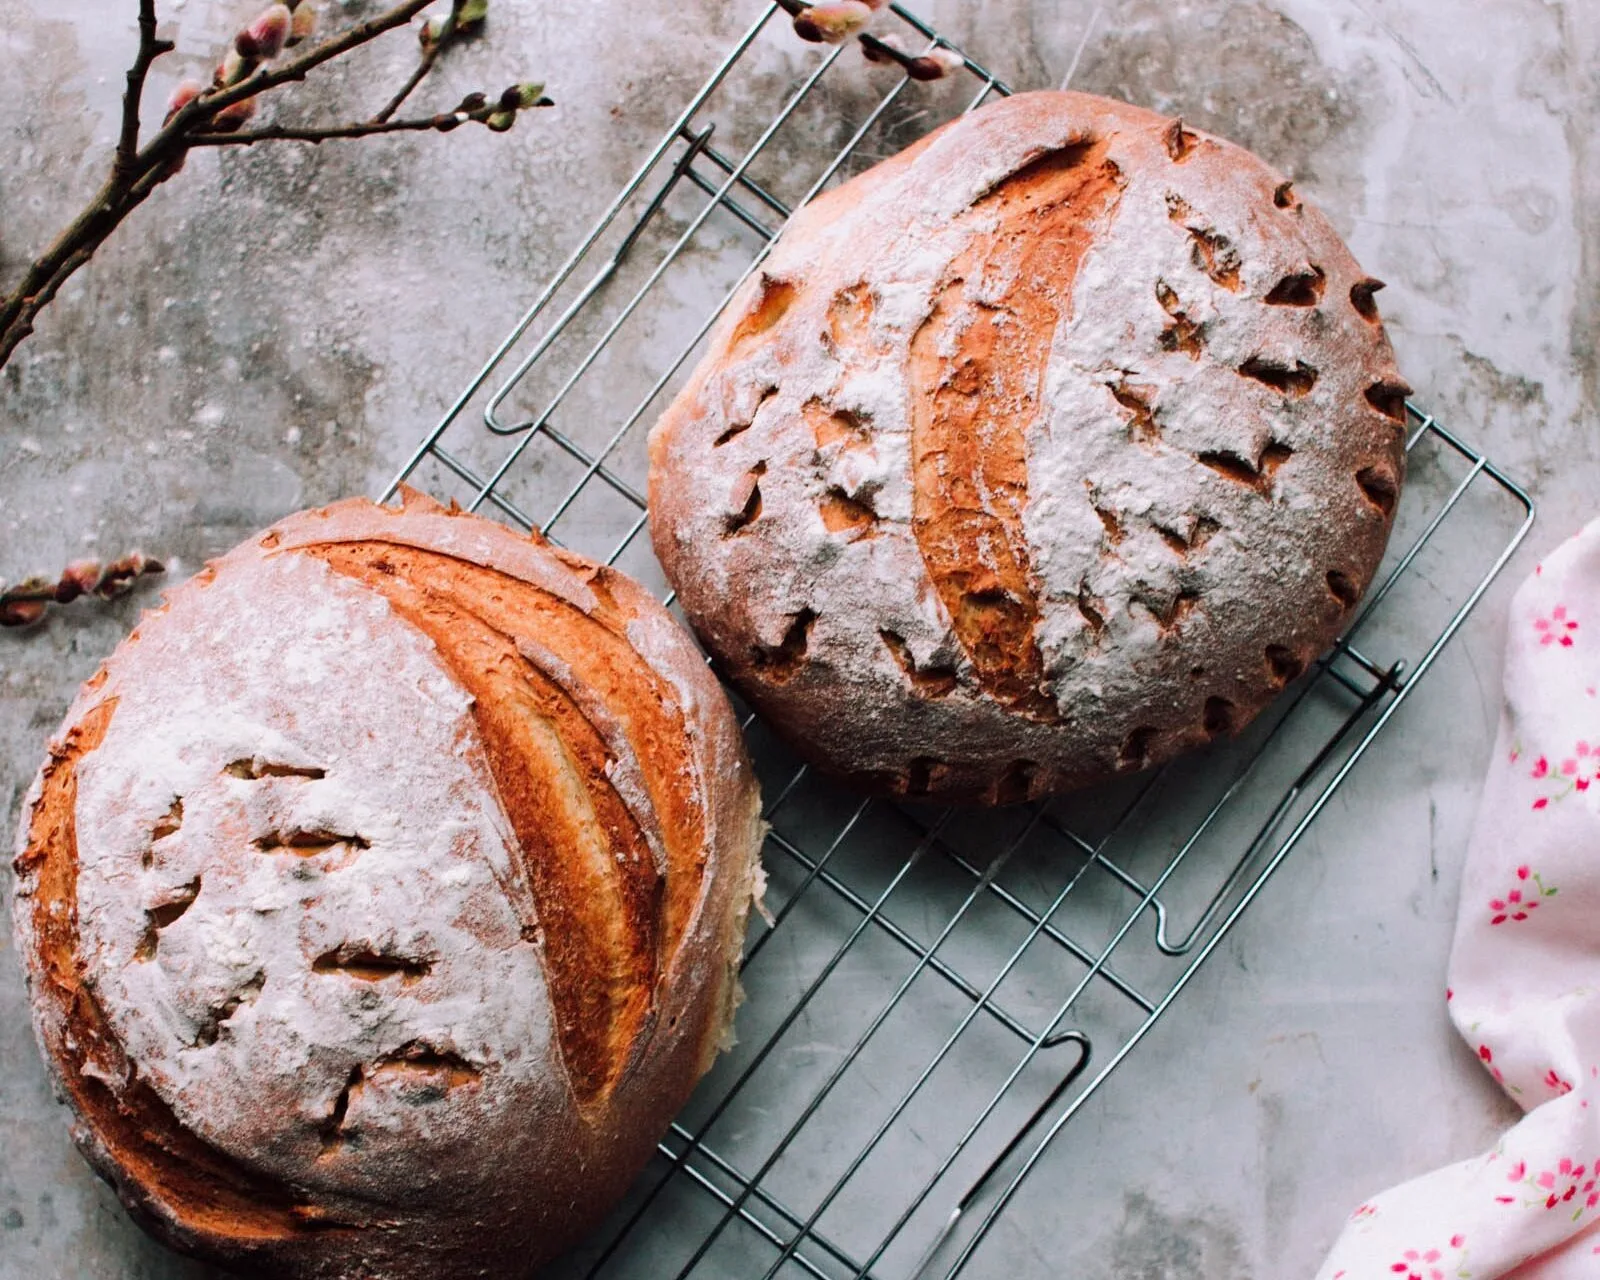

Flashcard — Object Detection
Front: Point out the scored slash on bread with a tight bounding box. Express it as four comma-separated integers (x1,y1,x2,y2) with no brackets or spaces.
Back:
9,488,765,1279
649,90,1409,805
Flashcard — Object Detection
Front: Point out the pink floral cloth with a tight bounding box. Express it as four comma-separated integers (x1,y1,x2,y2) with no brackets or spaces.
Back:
1319,520,1600,1280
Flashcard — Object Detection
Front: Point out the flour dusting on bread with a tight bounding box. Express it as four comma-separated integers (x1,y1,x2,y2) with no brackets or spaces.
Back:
650,90,1406,803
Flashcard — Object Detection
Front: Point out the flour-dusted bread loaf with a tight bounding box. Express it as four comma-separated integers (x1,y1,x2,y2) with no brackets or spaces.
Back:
10,491,765,1278
649,90,1409,804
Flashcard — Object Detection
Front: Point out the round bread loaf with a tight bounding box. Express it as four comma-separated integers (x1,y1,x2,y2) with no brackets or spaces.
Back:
649,90,1409,804
9,490,765,1278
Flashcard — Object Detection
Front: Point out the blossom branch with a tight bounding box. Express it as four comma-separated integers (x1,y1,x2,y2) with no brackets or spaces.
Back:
374,0,485,122
186,91,551,148
0,0,547,371
779,1,968,79
115,0,175,183
0,554,166,628
375,35,447,123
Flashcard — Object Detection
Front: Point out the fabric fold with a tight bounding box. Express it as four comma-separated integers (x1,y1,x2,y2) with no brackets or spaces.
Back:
1320,519,1600,1280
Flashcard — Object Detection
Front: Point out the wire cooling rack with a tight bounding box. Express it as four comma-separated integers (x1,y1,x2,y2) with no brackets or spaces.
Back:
380,4,1536,1276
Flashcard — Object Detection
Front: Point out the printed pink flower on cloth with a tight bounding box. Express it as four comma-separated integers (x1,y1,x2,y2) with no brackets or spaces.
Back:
1508,1156,1600,1212
1534,605,1579,647
1385,1235,1470,1279
1528,745,1598,810
1544,1070,1575,1097
1489,867,1558,924
1317,519,1600,1280
1478,1043,1507,1087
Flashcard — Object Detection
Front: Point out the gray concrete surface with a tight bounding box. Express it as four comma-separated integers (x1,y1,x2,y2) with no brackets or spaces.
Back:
2,0,1598,1276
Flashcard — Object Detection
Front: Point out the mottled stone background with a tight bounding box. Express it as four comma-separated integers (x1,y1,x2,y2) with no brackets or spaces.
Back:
2,1,1597,1276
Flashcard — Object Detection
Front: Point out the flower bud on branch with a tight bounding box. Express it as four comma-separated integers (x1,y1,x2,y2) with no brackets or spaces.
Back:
217,45,255,87
164,78,204,123
858,31,965,80
210,95,260,131
905,46,965,80
0,599,47,628
500,80,547,110
419,0,486,50
859,31,906,63
792,1,874,44
237,5,292,60
287,4,317,46
0,553,166,628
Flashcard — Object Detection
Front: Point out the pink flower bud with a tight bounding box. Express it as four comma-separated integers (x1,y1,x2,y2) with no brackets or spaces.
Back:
0,599,46,628
240,5,292,60
96,553,161,597
287,3,316,45
860,32,907,63
55,560,101,604
793,1,873,44
218,46,256,87
164,78,205,124
906,47,965,80
211,95,259,131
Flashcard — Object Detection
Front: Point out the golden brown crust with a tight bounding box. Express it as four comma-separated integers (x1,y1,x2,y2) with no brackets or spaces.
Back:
649,90,1408,803
10,492,765,1277
17,699,329,1247
301,540,674,1105
908,136,1124,721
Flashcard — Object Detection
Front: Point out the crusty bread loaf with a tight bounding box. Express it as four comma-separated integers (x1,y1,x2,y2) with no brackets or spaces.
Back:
9,490,765,1278
649,90,1408,804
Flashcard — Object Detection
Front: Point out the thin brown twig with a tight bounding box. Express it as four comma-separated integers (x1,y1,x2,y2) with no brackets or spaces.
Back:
0,0,434,367
114,0,174,183
374,47,440,123
373,0,465,122
0,186,153,367
2,0,549,629
186,102,529,147
161,0,436,137
0,553,166,628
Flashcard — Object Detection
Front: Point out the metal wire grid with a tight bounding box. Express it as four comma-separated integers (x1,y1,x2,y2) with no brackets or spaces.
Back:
378,5,1538,1276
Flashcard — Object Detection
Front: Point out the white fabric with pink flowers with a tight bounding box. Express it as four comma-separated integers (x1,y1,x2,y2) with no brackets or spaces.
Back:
1318,518,1600,1280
